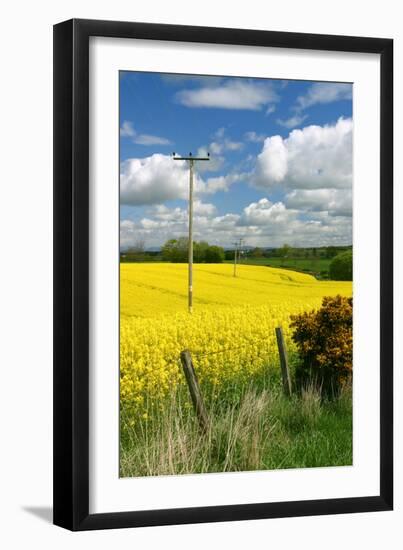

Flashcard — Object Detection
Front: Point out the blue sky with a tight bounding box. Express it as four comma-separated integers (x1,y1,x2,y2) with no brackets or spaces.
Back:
120,72,352,250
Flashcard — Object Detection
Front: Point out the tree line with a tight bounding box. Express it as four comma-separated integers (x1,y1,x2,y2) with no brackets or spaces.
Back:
162,237,224,263
246,244,351,260
120,238,352,280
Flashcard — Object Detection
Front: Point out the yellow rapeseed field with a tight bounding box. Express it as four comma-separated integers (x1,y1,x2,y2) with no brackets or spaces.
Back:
120,263,352,417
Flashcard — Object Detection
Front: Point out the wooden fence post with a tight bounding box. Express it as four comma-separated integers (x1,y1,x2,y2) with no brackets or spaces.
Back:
180,350,210,432
275,327,292,396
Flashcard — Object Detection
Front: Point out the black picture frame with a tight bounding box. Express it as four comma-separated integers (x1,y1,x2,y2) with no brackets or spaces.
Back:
53,18,393,531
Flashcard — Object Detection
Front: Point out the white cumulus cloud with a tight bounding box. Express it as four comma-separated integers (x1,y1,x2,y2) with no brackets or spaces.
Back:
296,82,352,111
120,192,352,249
239,198,297,226
120,155,191,205
244,131,266,143
120,120,135,137
196,128,243,173
285,188,352,216
120,219,137,249
175,79,278,110
120,120,171,146
120,154,242,205
133,134,171,146
276,114,308,129
253,117,352,191
203,174,240,194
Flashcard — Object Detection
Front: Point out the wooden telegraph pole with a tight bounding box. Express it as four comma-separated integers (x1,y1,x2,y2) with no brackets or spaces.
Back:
233,238,245,276
173,152,209,313
232,240,238,277
239,237,244,264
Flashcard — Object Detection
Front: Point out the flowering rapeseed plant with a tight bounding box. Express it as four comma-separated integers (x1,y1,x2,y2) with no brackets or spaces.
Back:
120,263,352,417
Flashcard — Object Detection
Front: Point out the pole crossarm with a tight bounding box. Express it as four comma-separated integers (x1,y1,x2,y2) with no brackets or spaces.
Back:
173,157,210,161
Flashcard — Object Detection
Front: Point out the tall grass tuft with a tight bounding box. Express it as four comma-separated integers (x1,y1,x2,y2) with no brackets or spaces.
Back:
120,378,352,478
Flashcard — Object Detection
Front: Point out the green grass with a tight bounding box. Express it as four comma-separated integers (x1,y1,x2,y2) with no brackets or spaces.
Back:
120,374,352,477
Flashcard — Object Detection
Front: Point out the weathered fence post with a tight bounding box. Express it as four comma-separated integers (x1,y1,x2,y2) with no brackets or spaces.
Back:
275,327,292,396
180,350,210,431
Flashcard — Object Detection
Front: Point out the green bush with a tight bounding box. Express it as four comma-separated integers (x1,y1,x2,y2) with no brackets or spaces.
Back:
329,251,353,281
290,295,353,397
205,245,224,263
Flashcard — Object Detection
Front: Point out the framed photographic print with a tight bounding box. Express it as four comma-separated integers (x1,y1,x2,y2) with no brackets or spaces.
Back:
53,19,393,530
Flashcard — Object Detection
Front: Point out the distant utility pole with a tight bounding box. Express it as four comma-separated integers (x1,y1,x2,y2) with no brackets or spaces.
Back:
233,238,245,276
173,151,210,313
239,238,244,264
232,241,239,277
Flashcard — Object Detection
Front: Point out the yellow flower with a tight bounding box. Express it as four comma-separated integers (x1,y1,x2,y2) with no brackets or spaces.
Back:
120,263,352,421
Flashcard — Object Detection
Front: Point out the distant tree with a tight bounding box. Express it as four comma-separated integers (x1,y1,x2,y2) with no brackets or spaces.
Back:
329,251,353,281
279,243,291,264
325,246,339,259
162,238,224,263
279,243,291,258
162,239,176,262
194,241,209,263
125,238,146,261
162,237,188,262
225,250,235,261
251,247,263,258
205,245,225,263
